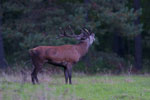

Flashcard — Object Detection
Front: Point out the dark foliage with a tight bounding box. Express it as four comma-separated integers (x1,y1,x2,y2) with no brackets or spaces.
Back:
1,0,149,73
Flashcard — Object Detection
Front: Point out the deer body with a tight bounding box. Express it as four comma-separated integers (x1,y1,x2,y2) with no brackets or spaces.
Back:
29,27,95,84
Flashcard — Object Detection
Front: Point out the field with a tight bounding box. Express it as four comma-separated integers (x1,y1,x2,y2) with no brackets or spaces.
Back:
0,73,150,100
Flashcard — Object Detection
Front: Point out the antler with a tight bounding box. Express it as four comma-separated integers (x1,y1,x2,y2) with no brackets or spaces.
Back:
56,27,76,39
56,26,91,40
57,26,81,39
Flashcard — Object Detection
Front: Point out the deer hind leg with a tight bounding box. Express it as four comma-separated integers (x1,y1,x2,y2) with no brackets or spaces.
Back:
31,60,43,84
31,67,39,84
31,66,41,84
31,67,36,84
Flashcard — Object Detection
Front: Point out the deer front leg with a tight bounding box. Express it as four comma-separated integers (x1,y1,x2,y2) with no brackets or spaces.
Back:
67,63,72,84
64,67,68,84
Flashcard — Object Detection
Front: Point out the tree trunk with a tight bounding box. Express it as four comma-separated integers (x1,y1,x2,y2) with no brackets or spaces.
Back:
134,0,142,70
83,0,90,73
84,0,89,21
113,33,124,57
0,8,7,69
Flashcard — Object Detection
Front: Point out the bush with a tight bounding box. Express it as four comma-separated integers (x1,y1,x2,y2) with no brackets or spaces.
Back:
74,51,128,74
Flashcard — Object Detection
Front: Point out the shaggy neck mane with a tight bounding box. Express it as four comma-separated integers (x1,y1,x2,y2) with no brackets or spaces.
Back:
75,41,90,58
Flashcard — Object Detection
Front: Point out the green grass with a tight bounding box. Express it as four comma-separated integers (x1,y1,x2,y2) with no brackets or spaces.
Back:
0,74,150,100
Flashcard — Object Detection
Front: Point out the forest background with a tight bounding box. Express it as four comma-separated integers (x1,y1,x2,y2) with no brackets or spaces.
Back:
0,0,149,74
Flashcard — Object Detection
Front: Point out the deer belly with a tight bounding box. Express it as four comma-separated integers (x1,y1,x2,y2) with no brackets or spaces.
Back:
46,50,80,64
48,59,68,67
48,56,78,66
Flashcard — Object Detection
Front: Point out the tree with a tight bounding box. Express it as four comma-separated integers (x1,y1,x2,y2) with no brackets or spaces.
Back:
134,0,142,70
0,9,7,69
113,30,125,57
1,0,143,73
141,0,150,70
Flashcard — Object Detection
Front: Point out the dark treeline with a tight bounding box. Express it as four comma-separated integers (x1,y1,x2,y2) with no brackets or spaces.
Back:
0,0,149,73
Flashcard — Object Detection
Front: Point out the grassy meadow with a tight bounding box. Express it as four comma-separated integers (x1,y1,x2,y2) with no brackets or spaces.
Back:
0,73,150,100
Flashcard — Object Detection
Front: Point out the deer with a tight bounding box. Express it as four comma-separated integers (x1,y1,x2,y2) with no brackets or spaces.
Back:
29,26,95,84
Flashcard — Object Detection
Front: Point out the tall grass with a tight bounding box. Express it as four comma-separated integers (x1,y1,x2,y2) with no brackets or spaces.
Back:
0,72,150,100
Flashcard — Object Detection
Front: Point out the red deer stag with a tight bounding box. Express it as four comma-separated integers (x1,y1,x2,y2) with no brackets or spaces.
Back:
29,27,95,84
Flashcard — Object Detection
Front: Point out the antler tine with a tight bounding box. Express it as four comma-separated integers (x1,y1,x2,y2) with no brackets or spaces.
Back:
69,26,85,37
83,28,91,35
81,28,90,37
88,28,92,35
56,27,66,39
59,27,65,35
68,25,76,36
